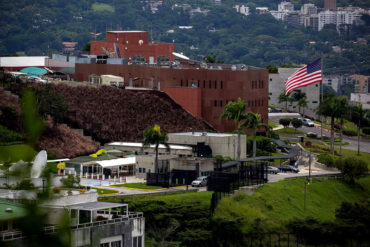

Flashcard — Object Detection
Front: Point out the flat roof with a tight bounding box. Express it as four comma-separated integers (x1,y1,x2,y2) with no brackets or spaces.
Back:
108,31,145,33
107,142,192,151
0,56,48,67
169,132,237,137
61,202,127,210
96,157,136,168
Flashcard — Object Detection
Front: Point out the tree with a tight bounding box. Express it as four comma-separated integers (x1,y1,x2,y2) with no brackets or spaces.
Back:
291,118,303,133
142,124,170,175
297,97,308,116
335,157,368,183
349,104,370,155
204,54,224,64
35,87,68,124
317,95,344,157
278,90,290,111
279,118,291,128
266,65,278,73
336,97,349,155
220,98,248,160
242,112,266,159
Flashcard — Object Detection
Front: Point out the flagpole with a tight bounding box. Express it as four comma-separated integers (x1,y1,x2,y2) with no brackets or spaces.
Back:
320,58,324,140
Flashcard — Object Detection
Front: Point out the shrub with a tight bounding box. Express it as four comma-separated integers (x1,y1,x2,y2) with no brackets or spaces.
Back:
343,129,357,136
304,140,312,148
317,153,335,167
306,132,317,138
279,118,291,128
247,136,276,154
335,157,368,183
334,138,341,142
0,125,23,143
291,118,303,131
53,186,61,194
61,174,80,188
362,127,370,135
13,179,35,190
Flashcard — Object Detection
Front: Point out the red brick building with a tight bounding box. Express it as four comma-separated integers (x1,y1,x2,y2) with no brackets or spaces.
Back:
90,31,174,63
75,63,268,132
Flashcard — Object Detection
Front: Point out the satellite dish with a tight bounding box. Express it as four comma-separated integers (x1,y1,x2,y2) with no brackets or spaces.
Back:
31,150,47,178
9,160,27,172
139,40,143,45
172,52,190,60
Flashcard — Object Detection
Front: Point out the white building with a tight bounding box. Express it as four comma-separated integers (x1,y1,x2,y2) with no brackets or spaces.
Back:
269,68,320,119
318,10,337,31
322,75,341,93
278,1,294,12
270,10,288,21
234,4,250,16
301,3,317,15
256,7,269,14
318,10,363,31
350,93,370,110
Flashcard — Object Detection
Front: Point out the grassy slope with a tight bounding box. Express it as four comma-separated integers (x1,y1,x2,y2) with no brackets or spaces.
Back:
93,187,119,195
215,177,370,230
111,183,163,190
275,127,304,134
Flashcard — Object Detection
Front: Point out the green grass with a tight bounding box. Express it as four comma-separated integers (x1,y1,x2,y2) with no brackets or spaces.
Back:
269,122,278,129
93,187,119,195
101,190,213,206
92,3,115,12
215,177,370,229
0,144,37,163
275,127,304,134
306,143,370,168
111,183,163,190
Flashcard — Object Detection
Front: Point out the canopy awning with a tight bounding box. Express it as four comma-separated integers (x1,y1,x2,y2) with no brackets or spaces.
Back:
95,157,136,168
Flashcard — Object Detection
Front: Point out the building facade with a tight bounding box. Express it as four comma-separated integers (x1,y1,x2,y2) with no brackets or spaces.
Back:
75,63,269,133
351,74,369,93
90,31,175,64
269,68,320,119
324,0,336,11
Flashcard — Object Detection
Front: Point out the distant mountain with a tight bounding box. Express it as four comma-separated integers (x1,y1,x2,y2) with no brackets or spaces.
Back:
0,0,369,74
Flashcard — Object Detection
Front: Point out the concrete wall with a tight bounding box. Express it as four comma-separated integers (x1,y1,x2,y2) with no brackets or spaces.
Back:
167,132,246,159
269,68,320,119
103,143,193,156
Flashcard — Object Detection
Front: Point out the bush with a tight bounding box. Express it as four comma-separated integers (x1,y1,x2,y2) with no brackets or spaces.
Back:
60,174,80,188
279,118,291,128
362,127,370,135
334,138,341,142
291,118,303,130
53,186,61,194
343,129,357,136
247,136,276,154
304,141,312,148
0,125,23,143
335,157,368,183
13,179,35,190
306,132,317,138
317,153,335,167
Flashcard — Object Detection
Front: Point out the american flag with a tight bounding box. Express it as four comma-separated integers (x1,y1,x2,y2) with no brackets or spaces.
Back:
285,59,322,95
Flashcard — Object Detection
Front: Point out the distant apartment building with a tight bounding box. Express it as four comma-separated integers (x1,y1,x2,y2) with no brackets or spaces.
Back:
278,1,294,12
324,0,336,11
301,4,317,15
256,7,269,14
322,75,341,92
318,10,362,31
269,68,320,118
351,74,369,93
234,4,250,16
350,93,370,109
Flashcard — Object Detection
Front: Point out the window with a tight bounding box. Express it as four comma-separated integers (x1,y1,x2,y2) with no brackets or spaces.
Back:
270,78,272,81
220,100,223,107
100,243,109,247
220,80,223,89
312,101,318,103
139,168,142,173
209,80,211,88
186,80,188,87
251,81,254,89
215,80,217,89
214,100,217,107
111,240,121,247
261,80,264,88
143,168,146,173
203,80,206,88
133,236,143,247
180,80,183,87
197,80,200,87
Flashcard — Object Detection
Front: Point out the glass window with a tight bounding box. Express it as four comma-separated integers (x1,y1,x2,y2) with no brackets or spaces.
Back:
214,100,217,107
209,80,211,88
220,100,223,107
111,240,121,247
133,237,137,247
203,80,206,88
100,243,109,247
197,80,200,87
214,80,217,89
143,168,146,173
220,80,223,89
180,80,183,87
186,80,188,87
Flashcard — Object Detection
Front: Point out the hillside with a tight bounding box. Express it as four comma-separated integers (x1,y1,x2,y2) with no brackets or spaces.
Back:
37,83,212,143
1,0,369,74
0,87,99,158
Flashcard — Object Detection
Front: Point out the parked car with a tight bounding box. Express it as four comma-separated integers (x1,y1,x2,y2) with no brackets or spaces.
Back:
267,166,279,174
191,176,208,187
299,117,314,127
279,165,299,173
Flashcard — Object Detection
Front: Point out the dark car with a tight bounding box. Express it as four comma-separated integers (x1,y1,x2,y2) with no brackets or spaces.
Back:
279,165,299,173
267,166,279,174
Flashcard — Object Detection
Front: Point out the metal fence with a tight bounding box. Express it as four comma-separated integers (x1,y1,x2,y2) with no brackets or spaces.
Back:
146,170,197,187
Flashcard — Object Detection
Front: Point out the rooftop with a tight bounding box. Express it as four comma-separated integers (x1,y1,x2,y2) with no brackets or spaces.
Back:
107,142,192,151
168,132,237,137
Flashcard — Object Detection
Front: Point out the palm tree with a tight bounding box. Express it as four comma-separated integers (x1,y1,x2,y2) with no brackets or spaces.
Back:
350,104,370,155
220,98,247,160
142,124,170,174
298,97,308,116
336,97,349,156
242,112,267,159
278,90,290,112
317,95,345,157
